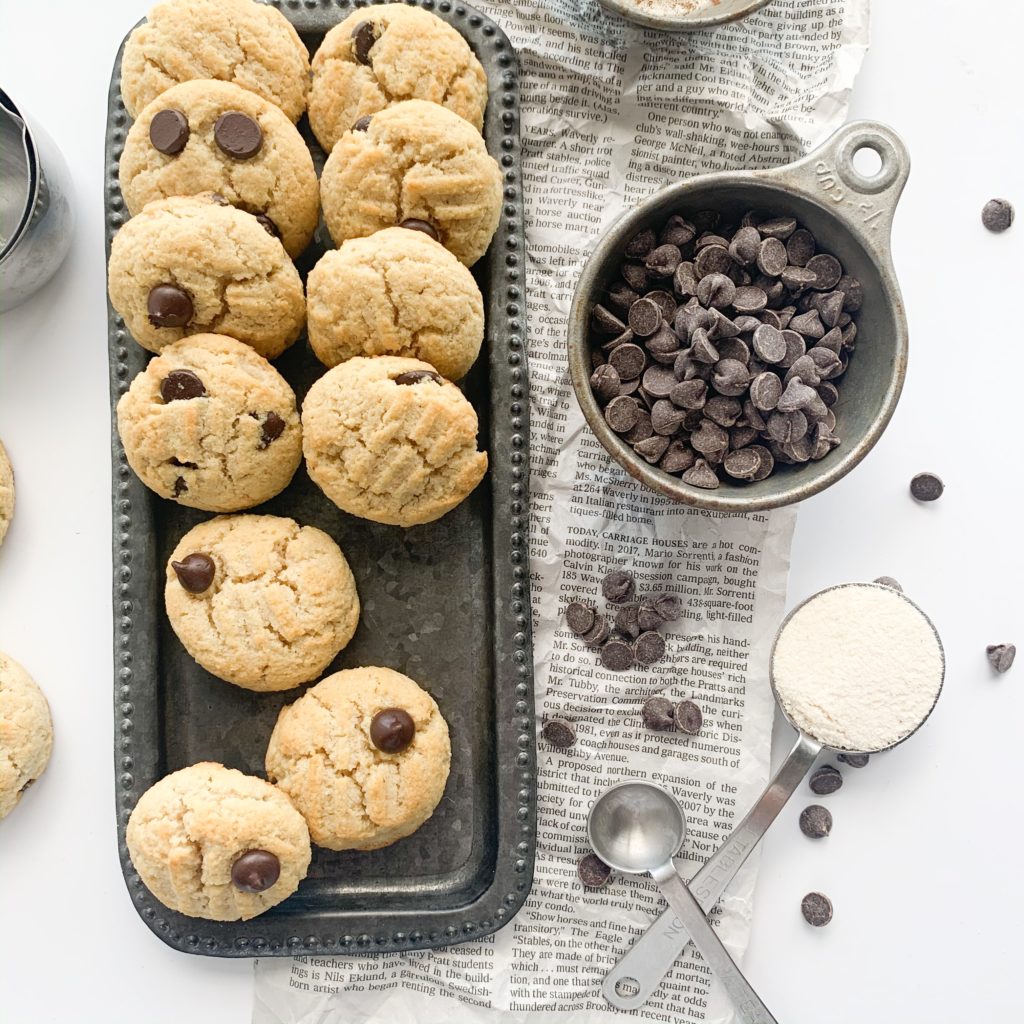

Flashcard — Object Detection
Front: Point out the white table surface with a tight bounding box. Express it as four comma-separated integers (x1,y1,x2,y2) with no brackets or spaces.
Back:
2,1,1021,1021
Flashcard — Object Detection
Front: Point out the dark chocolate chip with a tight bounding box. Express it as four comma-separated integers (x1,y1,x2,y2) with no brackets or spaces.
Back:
675,699,703,734
681,458,719,489
694,244,732,278
652,592,682,622
370,708,416,753
723,447,762,481
836,274,863,312
601,639,635,671
542,718,576,748
394,369,444,386
837,752,870,768
644,244,681,278
697,272,736,309
669,379,707,410
756,237,788,277
672,261,699,298
642,696,676,731
160,369,206,403
728,226,761,266
659,440,696,474
650,398,687,436
591,364,622,403
777,377,817,413
147,284,193,328
799,804,832,839
634,434,670,463
758,216,797,240
982,198,1014,233
637,604,663,632
399,218,440,241
910,472,943,502
732,286,768,313
801,892,833,927
171,552,216,593
806,253,842,291
149,108,189,155
578,852,612,888
752,323,786,363
987,644,1016,674
605,395,640,433
214,111,263,159
231,850,280,893
566,602,596,636
172,476,188,497
352,20,379,64
786,228,815,266
607,280,641,316
593,303,627,334
602,570,636,604
256,412,286,450
255,213,281,239
704,395,742,427
660,215,696,247
642,364,678,399
627,297,663,338
711,358,749,397
635,631,666,666
809,765,843,795
614,604,641,640
622,408,653,443
750,371,783,412
352,115,373,131
580,613,610,647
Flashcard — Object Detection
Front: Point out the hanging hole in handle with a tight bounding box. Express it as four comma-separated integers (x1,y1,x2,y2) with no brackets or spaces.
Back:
836,131,900,195
615,976,641,999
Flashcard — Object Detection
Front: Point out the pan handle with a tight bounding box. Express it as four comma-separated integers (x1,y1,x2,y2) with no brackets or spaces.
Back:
762,120,910,266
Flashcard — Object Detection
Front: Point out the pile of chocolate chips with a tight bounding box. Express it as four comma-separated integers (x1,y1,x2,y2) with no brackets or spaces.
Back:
564,570,681,671
587,211,862,488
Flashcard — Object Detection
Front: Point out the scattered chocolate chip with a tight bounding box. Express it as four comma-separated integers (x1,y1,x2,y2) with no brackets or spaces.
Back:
681,458,719,489
542,717,577,748
580,613,610,647
809,765,843,795
578,852,612,888
255,213,280,239
837,752,869,768
254,412,285,450
370,708,416,753
873,576,902,591
987,643,1016,674
675,699,703,735
642,696,676,731
147,284,193,328
231,850,280,893
399,218,441,241
614,604,641,639
910,472,943,502
171,552,216,593
637,604,663,632
635,631,666,666
566,601,596,636
149,108,189,155
160,369,206,403
652,592,682,622
602,570,636,604
605,394,640,433
799,804,832,839
801,892,833,927
394,369,444,386
172,476,188,497
982,198,1014,233
601,639,635,671
352,20,378,64
352,115,372,132
214,111,263,159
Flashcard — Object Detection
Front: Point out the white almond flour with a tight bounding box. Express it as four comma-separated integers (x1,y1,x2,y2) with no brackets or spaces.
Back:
772,584,944,752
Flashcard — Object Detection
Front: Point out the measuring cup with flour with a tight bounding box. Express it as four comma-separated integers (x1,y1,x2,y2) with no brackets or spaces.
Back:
603,582,944,1010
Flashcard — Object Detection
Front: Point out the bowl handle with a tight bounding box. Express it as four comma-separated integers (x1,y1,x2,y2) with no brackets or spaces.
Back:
763,120,910,267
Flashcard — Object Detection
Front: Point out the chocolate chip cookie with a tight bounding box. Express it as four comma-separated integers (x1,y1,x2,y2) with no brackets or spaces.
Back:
107,193,305,358
307,227,484,380
319,99,501,267
116,333,302,511
0,651,53,821
165,514,360,691
119,80,319,258
0,441,13,548
265,666,451,851
126,762,311,921
301,355,488,527
120,0,310,123
309,4,487,153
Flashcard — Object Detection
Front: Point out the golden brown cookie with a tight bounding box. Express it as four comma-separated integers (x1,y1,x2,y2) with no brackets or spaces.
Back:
319,99,501,267
309,4,487,152
165,514,360,691
307,227,484,379
0,652,53,821
120,0,310,122
117,334,302,512
107,194,306,358
301,355,488,527
119,80,319,258
126,762,311,921
266,667,451,851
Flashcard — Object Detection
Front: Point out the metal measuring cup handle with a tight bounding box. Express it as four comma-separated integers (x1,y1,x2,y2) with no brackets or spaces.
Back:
602,732,822,1010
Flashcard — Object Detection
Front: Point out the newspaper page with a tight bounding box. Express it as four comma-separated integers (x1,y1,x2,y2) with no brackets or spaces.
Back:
254,1,869,1021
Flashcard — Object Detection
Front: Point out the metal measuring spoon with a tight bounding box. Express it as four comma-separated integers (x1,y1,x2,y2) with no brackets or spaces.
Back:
589,781,779,1024
603,582,945,1010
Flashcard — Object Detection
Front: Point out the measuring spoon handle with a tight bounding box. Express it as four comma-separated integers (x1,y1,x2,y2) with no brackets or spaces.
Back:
603,732,822,1010
652,867,778,1024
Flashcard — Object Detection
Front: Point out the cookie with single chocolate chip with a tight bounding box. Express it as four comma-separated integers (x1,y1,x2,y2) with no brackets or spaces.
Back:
319,99,501,266
307,227,484,379
265,667,451,851
119,80,319,258
116,334,302,511
309,4,487,152
301,355,488,527
126,762,311,921
0,441,13,548
120,0,310,122
165,514,360,691
107,193,305,357
0,652,53,820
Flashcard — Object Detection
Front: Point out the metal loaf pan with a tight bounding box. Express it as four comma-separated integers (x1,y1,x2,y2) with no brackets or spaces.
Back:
104,0,534,958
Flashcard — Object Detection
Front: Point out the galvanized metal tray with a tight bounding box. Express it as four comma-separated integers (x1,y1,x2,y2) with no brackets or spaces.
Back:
104,0,534,958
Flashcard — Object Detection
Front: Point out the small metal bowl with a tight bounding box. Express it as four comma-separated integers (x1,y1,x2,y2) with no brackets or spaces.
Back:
567,120,910,513
598,0,773,31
